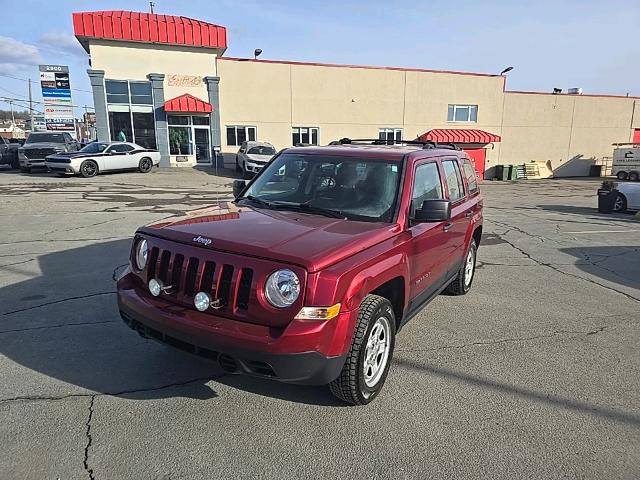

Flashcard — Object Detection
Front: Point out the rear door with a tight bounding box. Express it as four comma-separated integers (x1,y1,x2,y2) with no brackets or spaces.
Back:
441,157,471,275
407,160,452,313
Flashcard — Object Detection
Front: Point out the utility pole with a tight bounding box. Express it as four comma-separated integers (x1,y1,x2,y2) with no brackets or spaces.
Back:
28,78,33,131
9,100,15,126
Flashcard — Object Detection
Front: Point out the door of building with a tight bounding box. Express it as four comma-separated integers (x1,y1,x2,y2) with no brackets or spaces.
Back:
194,128,211,164
463,148,486,180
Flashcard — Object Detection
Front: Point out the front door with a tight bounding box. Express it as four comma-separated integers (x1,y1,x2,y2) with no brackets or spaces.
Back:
463,148,486,180
407,161,452,314
194,128,211,164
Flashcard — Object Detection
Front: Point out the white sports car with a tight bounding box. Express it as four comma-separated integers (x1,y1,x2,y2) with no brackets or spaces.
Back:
611,181,640,212
45,141,161,178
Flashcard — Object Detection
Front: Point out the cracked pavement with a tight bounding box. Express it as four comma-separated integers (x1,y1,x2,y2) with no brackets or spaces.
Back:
0,168,638,479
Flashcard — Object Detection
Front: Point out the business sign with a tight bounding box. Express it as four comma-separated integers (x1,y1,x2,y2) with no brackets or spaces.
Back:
39,65,74,133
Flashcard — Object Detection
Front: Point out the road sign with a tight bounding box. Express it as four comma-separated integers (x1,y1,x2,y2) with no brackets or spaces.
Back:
39,64,74,133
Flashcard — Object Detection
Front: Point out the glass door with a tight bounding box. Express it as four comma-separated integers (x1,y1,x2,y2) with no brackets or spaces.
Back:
194,128,211,164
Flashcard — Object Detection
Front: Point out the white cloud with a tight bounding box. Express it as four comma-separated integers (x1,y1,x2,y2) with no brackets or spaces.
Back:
39,31,85,58
0,36,42,69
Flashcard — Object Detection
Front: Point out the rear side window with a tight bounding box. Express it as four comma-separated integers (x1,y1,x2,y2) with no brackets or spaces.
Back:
462,159,479,193
442,160,465,201
411,162,443,216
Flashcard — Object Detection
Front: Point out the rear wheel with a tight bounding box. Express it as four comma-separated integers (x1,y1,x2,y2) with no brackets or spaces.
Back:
329,294,396,405
616,171,628,180
446,240,477,295
612,193,627,212
138,157,153,173
629,171,639,182
10,155,19,169
79,160,98,178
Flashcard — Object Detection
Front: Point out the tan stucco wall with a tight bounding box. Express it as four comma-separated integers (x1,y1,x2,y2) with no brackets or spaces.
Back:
499,93,637,175
89,39,216,103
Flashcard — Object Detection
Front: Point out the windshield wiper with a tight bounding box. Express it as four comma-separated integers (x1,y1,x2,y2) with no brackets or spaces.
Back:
271,202,346,219
241,195,273,209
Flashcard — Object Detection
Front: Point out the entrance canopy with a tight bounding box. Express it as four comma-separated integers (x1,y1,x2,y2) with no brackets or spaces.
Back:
164,94,212,114
418,129,501,144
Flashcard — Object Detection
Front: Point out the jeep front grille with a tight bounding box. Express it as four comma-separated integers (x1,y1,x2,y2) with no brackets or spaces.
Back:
24,148,55,159
146,246,253,313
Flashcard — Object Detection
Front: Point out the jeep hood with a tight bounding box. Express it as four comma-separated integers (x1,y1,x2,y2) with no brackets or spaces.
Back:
139,202,399,272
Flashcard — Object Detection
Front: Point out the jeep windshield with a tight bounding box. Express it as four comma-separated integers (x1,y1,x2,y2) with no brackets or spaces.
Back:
240,153,402,223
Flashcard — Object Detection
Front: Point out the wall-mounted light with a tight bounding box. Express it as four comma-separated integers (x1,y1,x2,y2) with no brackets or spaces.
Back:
254,49,262,60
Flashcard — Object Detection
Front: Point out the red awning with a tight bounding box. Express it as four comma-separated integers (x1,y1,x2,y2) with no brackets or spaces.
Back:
164,94,212,113
418,129,501,144
72,11,227,53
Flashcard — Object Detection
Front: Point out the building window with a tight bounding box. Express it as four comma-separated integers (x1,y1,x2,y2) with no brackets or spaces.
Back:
226,126,256,146
292,127,319,146
447,104,478,123
379,128,402,144
168,115,211,163
105,79,156,148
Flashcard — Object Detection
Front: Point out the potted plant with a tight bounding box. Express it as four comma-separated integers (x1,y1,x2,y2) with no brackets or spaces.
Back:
597,180,618,213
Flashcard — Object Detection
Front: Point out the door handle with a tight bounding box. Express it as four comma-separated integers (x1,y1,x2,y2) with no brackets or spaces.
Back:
443,223,453,232
465,210,474,218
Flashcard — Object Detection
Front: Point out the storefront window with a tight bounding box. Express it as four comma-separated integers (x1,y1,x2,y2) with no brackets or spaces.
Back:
106,79,156,147
169,126,192,155
167,115,211,162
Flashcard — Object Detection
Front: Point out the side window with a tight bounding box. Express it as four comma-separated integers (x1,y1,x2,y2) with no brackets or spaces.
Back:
107,144,133,153
442,160,465,201
411,162,443,216
462,159,478,193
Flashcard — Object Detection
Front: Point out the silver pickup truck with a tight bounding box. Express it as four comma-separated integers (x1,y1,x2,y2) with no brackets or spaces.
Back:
18,131,79,173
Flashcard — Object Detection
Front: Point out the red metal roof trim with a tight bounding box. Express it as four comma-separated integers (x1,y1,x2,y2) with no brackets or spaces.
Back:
418,129,501,144
164,94,212,113
72,11,227,51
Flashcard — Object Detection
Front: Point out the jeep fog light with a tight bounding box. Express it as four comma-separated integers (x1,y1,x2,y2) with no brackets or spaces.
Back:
295,303,341,320
148,278,163,297
265,269,300,308
194,292,211,312
134,239,148,270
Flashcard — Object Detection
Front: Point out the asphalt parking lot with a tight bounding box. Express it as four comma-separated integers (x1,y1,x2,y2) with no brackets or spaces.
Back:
1,167,639,480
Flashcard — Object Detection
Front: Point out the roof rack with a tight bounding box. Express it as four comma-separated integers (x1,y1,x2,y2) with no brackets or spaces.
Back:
331,138,460,150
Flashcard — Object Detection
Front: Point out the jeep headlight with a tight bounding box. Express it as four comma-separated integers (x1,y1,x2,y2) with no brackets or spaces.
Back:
134,238,148,270
265,269,300,308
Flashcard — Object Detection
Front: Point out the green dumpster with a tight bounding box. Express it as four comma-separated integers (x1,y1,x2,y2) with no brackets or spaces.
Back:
508,165,518,180
500,165,510,181
495,165,505,180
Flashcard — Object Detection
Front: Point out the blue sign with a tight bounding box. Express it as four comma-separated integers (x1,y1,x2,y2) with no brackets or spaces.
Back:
42,88,71,97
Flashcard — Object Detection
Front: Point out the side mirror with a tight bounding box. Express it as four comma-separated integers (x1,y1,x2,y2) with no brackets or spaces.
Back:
233,179,246,198
413,199,452,222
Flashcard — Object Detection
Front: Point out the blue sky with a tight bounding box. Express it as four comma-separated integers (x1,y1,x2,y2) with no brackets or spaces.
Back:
1,0,638,118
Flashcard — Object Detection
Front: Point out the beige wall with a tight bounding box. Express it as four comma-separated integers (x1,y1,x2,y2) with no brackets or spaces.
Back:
499,93,637,175
89,39,216,102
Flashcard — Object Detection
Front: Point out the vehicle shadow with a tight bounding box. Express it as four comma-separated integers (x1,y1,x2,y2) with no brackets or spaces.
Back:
193,165,239,179
559,246,640,291
537,204,638,222
0,240,342,405
394,358,640,427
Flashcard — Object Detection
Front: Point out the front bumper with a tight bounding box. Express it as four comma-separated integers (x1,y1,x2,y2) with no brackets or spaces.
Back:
19,154,47,169
46,162,78,174
117,273,354,385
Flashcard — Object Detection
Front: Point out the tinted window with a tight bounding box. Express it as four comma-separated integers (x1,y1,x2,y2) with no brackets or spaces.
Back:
442,160,465,201
462,159,478,193
108,144,134,153
248,146,276,155
26,133,64,143
411,162,443,216
129,82,152,104
105,80,129,104
80,142,109,153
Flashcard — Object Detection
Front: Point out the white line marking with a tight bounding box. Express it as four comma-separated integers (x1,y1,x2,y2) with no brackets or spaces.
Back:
563,230,640,234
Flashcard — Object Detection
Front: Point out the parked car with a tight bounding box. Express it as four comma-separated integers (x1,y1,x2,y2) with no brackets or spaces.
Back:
46,141,161,178
235,141,276,179
19,131,80,173
0,136,20,169
598,181,640,213
117,139,483,405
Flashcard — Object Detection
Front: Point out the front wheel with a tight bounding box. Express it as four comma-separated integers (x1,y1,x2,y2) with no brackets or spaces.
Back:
446,240,477,295
138,157,153,173
612,193,627,213
79,160,98,178
329,294,396,405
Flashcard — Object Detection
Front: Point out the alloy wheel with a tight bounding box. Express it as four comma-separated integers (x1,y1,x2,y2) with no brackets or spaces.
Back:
464,246,476,288
363,316,391,388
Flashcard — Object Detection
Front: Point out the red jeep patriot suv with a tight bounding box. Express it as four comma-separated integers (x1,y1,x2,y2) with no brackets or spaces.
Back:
117,139,483,405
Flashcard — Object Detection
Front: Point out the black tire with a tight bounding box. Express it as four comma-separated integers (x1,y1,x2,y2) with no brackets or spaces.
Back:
235,155,241,173
10,155,19,170
20,167,30,174
79,160,98,178
629,171,639,182
138,157,153,173
616,171,628,180
242,163,252,180
329,294,396,405
446,240,478,295
612,193,627,213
